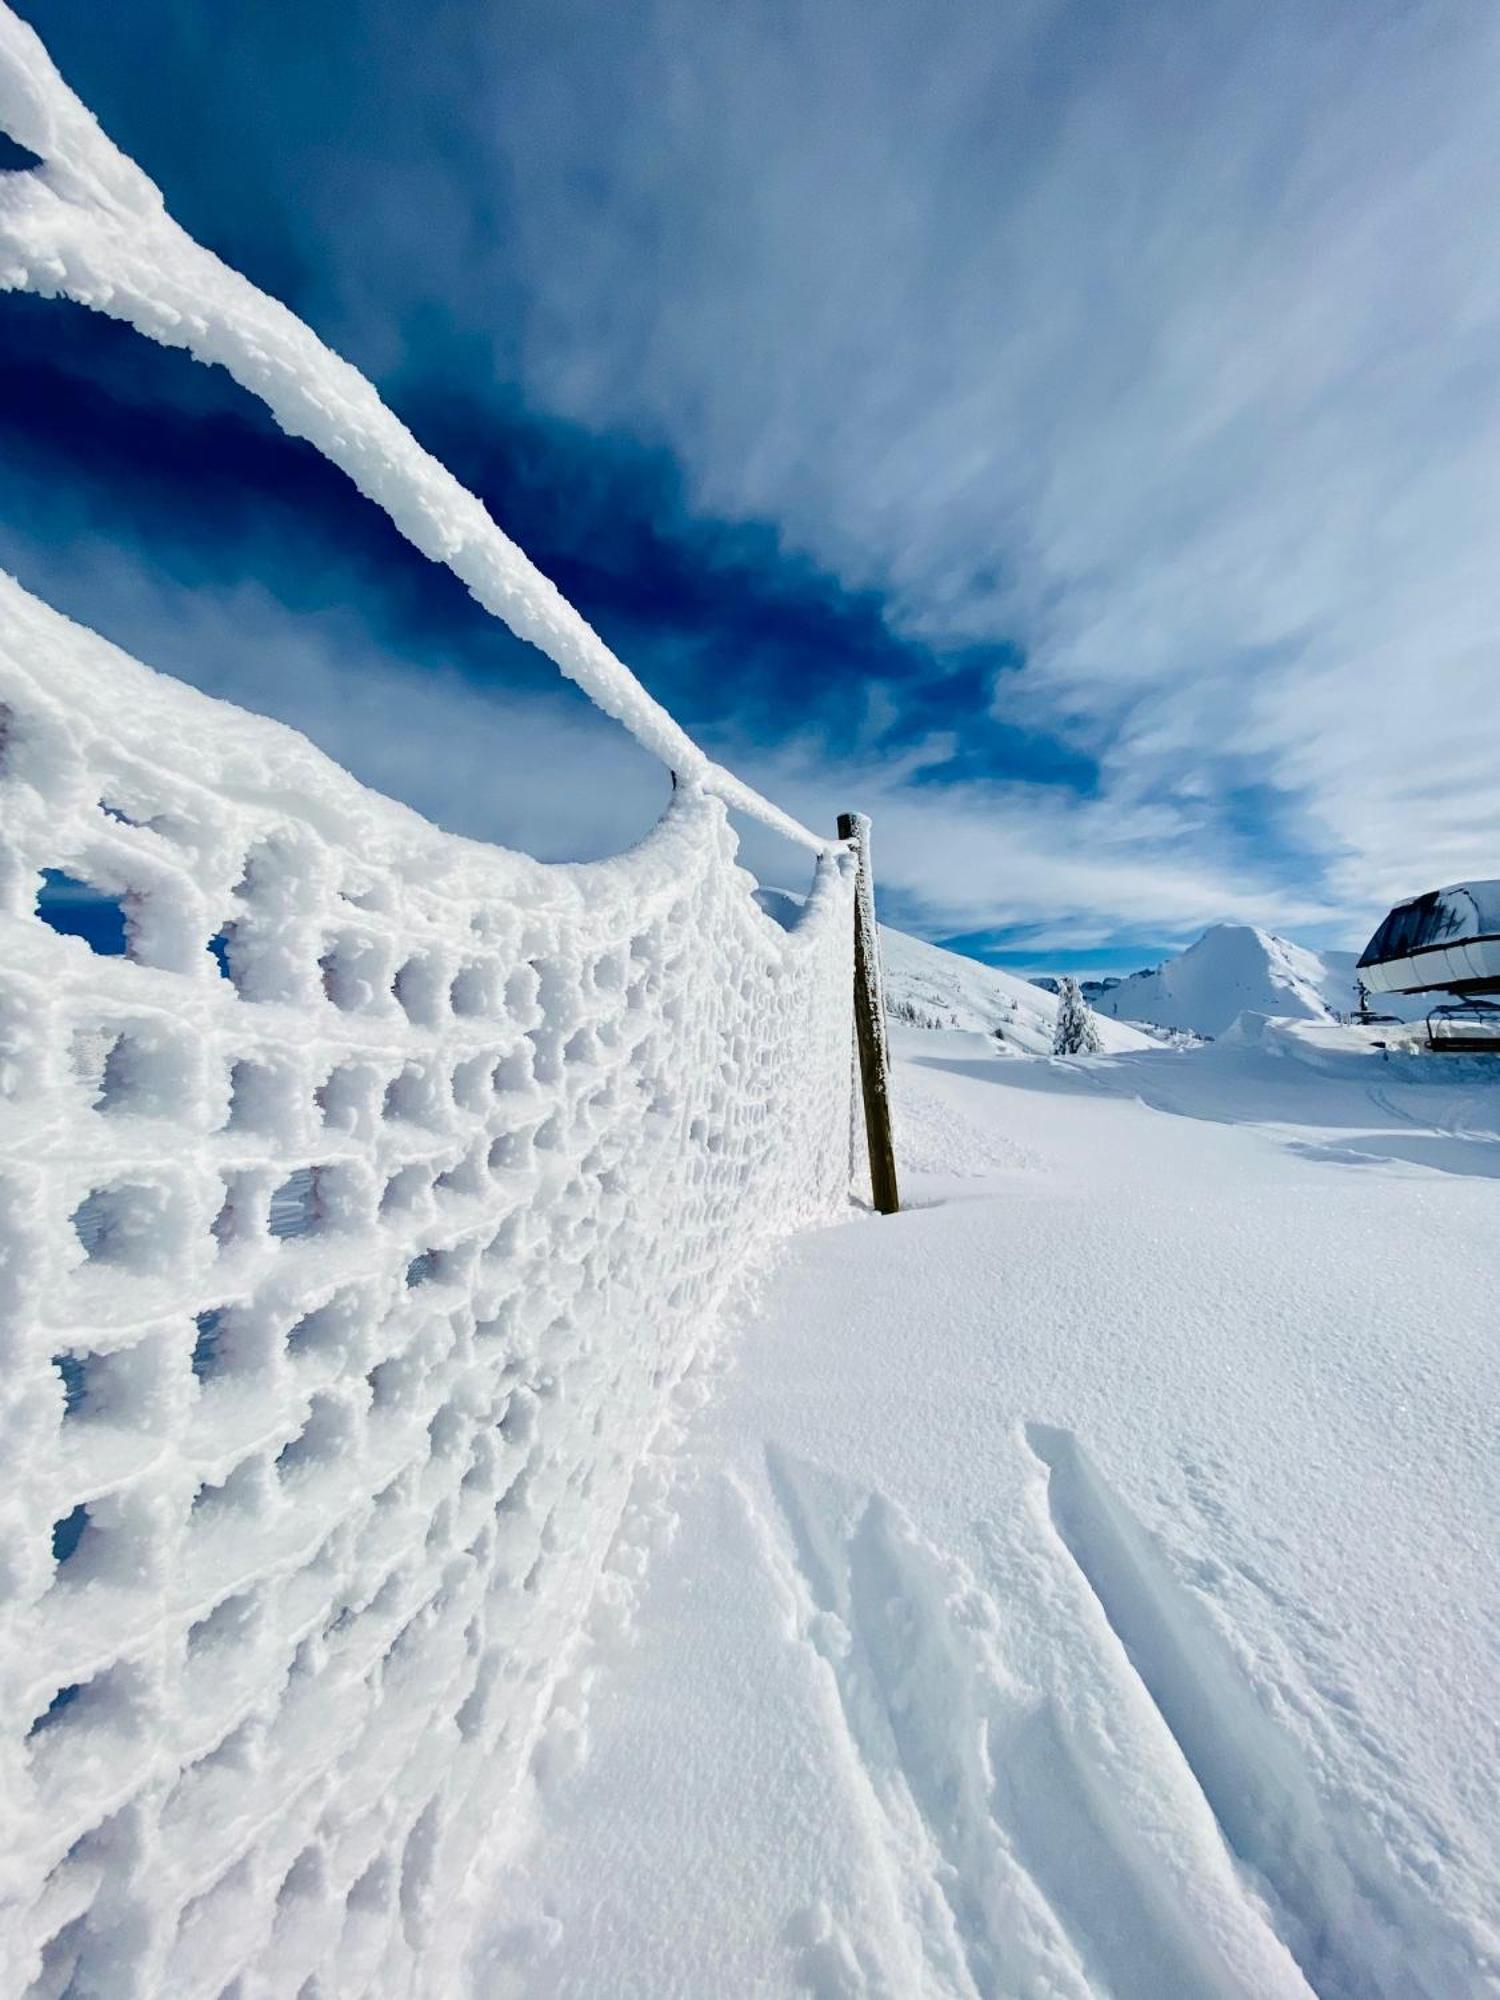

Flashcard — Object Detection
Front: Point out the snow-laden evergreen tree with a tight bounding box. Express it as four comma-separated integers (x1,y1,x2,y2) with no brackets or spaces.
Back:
1052,976,1103,1055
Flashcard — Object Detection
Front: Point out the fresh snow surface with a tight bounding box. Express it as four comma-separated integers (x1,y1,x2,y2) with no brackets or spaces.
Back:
469,1020,1500,2000
756,889,1151,1057
1085,923,1361,1037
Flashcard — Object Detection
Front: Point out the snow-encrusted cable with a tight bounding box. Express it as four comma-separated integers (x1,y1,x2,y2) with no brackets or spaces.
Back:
0,4,832,858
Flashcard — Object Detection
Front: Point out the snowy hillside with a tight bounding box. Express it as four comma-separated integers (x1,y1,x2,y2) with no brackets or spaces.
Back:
1082,923,1359,1037
473,1019,1500,1998
756,889,1151,1054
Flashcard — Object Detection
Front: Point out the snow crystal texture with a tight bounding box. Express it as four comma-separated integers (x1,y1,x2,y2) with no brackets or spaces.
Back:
0,574,855,2000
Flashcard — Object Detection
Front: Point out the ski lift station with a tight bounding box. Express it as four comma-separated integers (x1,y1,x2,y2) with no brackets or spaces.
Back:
1358,882,1500,994
1358,881,1500,1050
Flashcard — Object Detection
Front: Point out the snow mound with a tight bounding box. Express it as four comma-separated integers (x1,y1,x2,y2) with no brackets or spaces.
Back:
1088,924,1359,1038
0,575,855,1999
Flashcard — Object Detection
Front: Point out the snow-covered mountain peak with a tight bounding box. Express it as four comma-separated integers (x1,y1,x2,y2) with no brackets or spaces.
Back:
1084,922,1358,1037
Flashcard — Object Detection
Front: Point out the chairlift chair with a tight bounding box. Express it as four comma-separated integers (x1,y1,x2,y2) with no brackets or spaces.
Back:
1424,1001,1500,1054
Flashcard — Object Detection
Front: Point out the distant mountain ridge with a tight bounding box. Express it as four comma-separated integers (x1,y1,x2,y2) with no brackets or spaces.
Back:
1066,923,1360,1038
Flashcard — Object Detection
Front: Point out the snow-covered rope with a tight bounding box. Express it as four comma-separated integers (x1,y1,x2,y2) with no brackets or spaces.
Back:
0,3,829,858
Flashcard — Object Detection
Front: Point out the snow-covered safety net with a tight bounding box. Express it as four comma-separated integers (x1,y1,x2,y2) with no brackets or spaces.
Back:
0,11,857,1998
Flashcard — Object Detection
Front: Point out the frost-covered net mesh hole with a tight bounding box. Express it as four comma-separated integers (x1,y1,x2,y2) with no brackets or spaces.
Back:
81,1021,189,1117
51,1504,90,1567
225,1057,297,1134
191,1308,232,1381
321,935,386,1013
0,131,42,172
393,956,444,1026
268,1168,320,1240
285,1296,354,1362
37,869,130,955
52,1351,89,1417
71,1182,167,1265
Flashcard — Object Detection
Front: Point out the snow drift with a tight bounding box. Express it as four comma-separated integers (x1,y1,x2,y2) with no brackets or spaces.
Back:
472,1019,1500,1998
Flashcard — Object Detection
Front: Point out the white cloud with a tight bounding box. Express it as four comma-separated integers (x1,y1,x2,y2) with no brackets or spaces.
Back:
20,0,1500,954
408,0,1500,941
726,736,1340,948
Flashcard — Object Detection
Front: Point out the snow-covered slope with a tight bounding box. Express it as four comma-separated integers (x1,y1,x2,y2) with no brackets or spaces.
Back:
756,890,1151,1054
1084,924,1358,1038
881,925,1152,1053
471,1022,1500,1998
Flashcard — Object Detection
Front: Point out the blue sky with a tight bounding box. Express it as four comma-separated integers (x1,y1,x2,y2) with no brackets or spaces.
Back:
5,0,1500,973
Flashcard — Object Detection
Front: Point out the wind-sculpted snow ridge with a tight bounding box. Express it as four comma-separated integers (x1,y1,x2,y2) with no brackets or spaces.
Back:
0,575,855,1999
0,4,825,859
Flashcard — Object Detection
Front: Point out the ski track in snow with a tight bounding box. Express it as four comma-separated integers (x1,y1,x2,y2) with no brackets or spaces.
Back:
752,1445,1308,2000
695,1415,1494,2000
1024,1425,1484,2000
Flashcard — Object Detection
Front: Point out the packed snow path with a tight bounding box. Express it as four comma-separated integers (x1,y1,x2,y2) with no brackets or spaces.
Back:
471,1023,1500,2000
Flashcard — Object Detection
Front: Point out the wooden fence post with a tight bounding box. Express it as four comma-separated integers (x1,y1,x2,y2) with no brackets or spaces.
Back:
838,811,900,1215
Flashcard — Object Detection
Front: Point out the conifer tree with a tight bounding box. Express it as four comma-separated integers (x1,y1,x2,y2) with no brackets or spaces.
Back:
1053,975,1103,1055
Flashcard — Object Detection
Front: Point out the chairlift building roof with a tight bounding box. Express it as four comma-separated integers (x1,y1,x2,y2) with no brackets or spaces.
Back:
1358,881,1500,994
